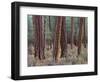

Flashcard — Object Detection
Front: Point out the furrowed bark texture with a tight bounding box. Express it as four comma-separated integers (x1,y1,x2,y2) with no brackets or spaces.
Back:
78,17,84,55
53,16,67,62
60,17,67,57
33,16,45,60
71,17,74,49
53,16,62,63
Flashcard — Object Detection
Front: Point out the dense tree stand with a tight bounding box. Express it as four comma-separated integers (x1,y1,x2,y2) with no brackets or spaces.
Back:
28,15,88,66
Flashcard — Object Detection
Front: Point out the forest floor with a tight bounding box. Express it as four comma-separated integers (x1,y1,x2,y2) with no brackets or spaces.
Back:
28,44,88,66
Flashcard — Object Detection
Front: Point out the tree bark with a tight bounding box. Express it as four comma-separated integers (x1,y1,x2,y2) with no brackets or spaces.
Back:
33,16,45,60
60,17,67,57
53,16,67,63
53,16,63,63
83,18,87,48
78,17,84,55
71,17,74,49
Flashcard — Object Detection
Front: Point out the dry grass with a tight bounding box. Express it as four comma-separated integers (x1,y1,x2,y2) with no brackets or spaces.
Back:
28,44,88,66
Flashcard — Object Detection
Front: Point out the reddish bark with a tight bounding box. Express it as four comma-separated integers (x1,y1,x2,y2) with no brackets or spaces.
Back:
53,16,63,62
53,16,67,62
60,17,67,57
33,16,45,60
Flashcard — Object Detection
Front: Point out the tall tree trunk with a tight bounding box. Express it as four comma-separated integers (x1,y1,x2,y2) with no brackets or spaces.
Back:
33,16,45,60
83,18,87,48
78,17,84,55
74,18,78,46
53,16,63,63
40,16,45,59
60,17,67,57
53,16,67,63
71,17,74,49
33,16,39,58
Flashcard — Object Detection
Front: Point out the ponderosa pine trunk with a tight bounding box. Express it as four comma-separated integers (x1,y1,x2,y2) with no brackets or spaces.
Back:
78,17,84,55
33,16,45,60
53,16,63,63
71,17,74,49
53,16,67,63
60,17,67,57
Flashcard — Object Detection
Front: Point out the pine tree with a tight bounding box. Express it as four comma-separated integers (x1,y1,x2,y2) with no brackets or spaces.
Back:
33,16,45,60
53,16,62,63
53,16,67,63
60,17,67,57
71,17,74,49
78,17,84,55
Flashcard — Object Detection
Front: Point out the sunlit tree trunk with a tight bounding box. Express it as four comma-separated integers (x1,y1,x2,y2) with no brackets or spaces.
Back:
53,16,67,63
53,16,63,63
